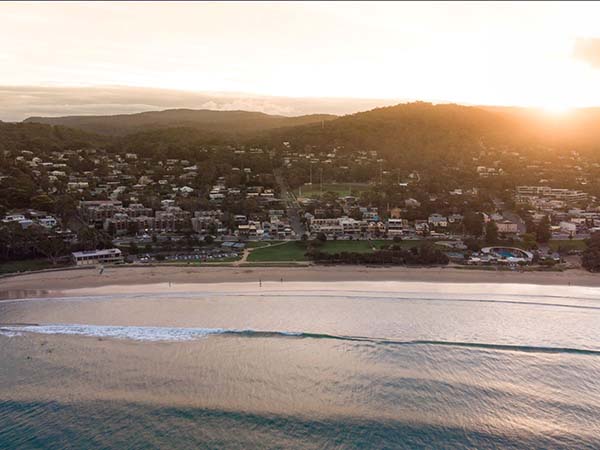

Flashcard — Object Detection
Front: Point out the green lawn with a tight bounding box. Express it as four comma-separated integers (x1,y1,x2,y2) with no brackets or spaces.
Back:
248,242,308,262
298,183,371,198
320,240,387,254
247,239,429,262
0,259,66,275
548,239,587,251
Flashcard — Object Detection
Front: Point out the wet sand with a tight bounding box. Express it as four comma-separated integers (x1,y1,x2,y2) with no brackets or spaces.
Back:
1,265,599,298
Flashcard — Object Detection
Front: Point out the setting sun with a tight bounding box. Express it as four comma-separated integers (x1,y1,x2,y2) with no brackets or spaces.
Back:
540,102,574,115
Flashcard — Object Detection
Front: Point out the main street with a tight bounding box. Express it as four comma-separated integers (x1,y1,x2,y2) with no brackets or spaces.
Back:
274,169,305,238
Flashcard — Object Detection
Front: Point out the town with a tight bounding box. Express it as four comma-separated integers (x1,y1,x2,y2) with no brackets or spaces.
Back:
3,135,600,274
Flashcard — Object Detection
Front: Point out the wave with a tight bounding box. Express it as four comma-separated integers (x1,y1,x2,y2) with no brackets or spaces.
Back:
1,323,599,356
0,324,306,342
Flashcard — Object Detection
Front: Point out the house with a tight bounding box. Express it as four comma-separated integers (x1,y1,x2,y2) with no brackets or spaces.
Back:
495,220,518,234
428,214,448,228
404,198,421,208
448,213,463,224
38,216,58,229
2,214,27,223
415,220,429,234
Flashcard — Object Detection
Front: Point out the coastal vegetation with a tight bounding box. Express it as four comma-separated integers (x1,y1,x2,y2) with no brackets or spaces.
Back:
582,232,600,272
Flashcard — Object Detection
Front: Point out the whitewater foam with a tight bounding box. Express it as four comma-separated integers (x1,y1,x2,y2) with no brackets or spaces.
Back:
1,324,599,356
0,324,233,342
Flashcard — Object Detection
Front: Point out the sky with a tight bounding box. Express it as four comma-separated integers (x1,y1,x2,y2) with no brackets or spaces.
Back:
2,1,600,119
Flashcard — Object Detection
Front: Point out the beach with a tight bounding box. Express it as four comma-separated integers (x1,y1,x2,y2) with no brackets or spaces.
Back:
1,265,599,297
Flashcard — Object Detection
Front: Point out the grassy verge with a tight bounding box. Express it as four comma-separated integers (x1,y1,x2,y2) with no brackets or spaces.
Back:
0,259,67,275
548,239,586,252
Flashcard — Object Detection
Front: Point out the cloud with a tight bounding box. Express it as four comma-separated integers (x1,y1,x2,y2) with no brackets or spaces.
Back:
573,38,600,68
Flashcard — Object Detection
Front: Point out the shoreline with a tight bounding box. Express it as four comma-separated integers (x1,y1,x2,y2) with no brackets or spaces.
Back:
1,265,599,297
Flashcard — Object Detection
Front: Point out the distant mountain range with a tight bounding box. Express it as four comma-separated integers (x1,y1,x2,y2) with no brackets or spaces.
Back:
24,109,337,136
1,85,401,122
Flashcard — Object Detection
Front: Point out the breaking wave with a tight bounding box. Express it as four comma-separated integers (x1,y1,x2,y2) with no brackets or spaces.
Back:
1,323,599,356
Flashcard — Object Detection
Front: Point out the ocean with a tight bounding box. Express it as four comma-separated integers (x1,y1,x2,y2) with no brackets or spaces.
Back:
0,281,599,449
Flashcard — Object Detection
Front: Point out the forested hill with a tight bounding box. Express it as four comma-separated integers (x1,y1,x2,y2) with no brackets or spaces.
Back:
258,102,600,163
0,121,108,153
258,102,516,166
24,109,337,136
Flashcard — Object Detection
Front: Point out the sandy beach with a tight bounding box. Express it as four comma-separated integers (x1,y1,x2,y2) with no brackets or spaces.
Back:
1,265,599,297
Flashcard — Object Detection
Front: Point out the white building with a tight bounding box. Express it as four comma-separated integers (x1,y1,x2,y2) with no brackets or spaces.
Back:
495,220,518,234
38,216,58,229
559,221,577,234
72,248,123,266
428,214,448,228
386,218,406,235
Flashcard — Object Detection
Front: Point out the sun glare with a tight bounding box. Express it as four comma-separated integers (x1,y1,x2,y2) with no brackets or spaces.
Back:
540,101,573,116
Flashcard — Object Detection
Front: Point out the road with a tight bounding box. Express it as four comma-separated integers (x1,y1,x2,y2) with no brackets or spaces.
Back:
274,169,305,238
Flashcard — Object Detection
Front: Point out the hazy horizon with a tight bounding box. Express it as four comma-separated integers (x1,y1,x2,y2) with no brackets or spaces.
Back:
2,85,409,122
6,84,600,123
3,1,600,120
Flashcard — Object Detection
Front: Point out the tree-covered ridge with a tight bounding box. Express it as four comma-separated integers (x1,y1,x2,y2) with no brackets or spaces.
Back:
258,103,511,168
263,102,600,162
0,121,107,153
24,108,337,136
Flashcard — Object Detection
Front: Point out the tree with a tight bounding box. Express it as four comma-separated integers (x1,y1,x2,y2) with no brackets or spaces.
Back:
53,194,78,224
127,221,139,236
31,194,56,213
521,233,538,250
536,216,551,243
485,221,498,245
78,226,112,251
349,208,363,221
129,242,139,255
464,237,481,252
582,232,600,272
316,232,327,242
463,212,484,237
29,227,69,265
